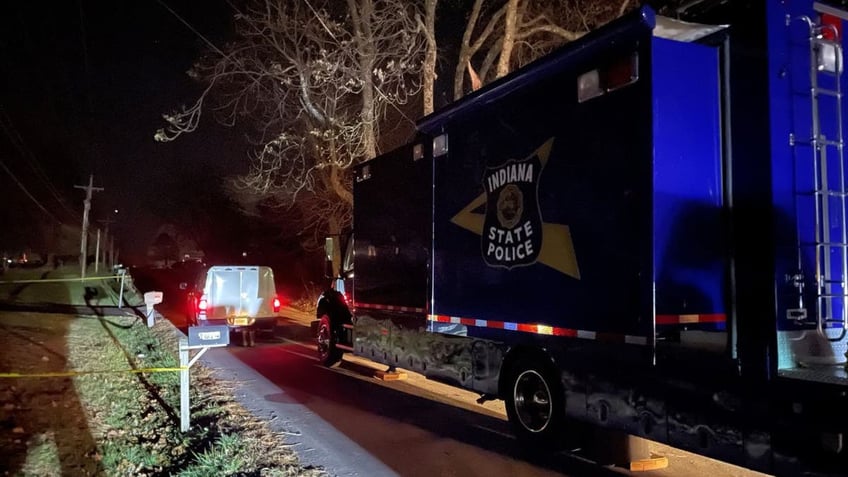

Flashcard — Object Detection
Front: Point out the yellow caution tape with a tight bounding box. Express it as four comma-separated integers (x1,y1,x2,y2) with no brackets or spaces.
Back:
0,367,187,378
0,275,123,285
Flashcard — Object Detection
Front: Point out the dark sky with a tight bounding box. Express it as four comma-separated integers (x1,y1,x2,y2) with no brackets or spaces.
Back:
1,0,247,260
0,0,724,263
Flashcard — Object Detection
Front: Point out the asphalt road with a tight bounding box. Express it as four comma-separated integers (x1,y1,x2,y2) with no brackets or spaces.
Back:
130,267,763,477
188,323,635,477
164,312,762,477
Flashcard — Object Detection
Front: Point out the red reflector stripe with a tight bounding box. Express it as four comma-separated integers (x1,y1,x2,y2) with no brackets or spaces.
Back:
553,327,577,337
425,315,644,345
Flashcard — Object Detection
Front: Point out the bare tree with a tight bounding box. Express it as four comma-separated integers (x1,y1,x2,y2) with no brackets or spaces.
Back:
156,0,426,240
420,0,439,115
454,0,634,99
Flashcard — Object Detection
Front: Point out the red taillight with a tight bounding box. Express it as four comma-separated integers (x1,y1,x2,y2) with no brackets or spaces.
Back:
198,298,208,312
273,296,281,312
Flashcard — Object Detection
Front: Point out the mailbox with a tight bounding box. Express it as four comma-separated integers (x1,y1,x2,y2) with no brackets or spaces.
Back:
144,291,163,306
187,325,230,348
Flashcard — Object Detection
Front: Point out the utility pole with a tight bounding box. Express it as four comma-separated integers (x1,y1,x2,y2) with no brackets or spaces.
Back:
95,228,101,273
98,218,115,270
74,175,103,279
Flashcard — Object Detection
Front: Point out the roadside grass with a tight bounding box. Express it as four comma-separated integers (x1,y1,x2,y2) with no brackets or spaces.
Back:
290,281,321,313
1,310,323,476
1,267,322,476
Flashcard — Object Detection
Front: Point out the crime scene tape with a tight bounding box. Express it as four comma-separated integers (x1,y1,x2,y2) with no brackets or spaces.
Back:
0,367,187,378
0,275,123,285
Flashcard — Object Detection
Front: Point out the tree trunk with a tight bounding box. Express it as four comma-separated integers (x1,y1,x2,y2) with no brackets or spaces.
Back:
496,0,519,79
349,0,378,159
454,0,485,100
422,0,438,115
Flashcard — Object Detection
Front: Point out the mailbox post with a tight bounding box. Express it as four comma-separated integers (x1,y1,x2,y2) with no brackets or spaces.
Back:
143,291,163,327
180,325,230,432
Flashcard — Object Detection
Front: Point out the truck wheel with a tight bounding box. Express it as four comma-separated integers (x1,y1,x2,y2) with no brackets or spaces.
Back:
317,315,342,367
505,356,565,449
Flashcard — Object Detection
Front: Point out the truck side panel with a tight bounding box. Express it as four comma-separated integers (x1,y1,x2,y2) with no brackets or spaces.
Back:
652,37,727,338
353,143,432,310
430,25,655,351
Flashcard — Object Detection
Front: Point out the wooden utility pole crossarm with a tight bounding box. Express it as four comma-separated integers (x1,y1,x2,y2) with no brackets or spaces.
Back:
74,174,104,279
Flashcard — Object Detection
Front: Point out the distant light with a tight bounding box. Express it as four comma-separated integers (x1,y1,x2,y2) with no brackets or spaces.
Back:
114,209,119,214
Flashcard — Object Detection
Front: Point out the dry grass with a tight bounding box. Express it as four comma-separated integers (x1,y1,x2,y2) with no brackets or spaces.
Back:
289,281,322,314
0,311,325,476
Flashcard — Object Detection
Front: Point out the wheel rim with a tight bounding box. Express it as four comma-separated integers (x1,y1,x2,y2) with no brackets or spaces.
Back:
513,369,553,433
317,321,331,359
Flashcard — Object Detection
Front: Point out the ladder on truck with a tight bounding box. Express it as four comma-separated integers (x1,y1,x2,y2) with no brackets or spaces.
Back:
795,15,848,343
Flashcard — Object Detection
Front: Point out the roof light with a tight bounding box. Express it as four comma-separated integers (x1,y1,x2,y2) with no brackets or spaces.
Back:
577,52,639,103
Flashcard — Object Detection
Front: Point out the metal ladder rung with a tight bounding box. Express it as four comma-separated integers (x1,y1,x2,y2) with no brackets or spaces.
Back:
792,137,844,148
799,189,848,197
814,137,844,148
814,87,842,98
805,242,848,248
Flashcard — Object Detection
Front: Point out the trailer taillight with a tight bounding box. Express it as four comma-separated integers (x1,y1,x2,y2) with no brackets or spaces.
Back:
273,296,281,312
577,52,639,103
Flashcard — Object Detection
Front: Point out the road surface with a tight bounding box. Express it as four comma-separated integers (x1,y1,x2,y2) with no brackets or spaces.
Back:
131,266,763,476
162,307,764,477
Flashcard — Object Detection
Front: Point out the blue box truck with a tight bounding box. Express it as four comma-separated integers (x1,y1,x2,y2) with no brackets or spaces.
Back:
317,2,848,474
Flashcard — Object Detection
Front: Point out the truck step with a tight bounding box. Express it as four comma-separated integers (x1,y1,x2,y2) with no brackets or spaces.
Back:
374,369,408,381
629,455,669,472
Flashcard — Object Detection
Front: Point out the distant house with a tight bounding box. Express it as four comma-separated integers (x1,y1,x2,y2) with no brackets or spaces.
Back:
146,224,204,268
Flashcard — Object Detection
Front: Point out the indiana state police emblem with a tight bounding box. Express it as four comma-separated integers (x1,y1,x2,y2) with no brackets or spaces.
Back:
482,153,543,268
450,138,581,279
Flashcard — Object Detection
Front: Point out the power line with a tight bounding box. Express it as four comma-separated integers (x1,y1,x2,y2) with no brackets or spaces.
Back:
0,158,62,224
155,0,228,58
0,108,79,221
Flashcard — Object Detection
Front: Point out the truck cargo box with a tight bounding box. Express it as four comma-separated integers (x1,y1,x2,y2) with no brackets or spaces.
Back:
355,8,726,359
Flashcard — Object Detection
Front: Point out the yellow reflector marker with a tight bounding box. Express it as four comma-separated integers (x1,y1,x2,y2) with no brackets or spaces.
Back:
630,455,669,471
679,314,699,324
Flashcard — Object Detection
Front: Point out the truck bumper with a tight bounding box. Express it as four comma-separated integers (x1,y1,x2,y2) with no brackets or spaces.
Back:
197,316,277,331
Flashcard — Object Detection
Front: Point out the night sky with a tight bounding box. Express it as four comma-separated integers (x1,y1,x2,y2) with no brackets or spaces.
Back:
0,0,716,265
1,0,249,261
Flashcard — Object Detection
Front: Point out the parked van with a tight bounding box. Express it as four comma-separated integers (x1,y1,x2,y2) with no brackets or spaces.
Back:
183,265,281,346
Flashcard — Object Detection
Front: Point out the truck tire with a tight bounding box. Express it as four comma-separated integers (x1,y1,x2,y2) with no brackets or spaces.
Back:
505,356,566,449
317,314,342,367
